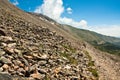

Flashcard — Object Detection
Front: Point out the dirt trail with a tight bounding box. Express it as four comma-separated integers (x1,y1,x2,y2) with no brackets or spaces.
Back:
86,44,120,80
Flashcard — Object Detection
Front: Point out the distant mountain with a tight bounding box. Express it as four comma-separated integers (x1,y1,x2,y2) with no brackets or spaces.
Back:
61,25,120,55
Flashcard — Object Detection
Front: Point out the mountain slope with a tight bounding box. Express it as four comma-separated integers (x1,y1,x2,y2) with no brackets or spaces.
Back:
61,25,120,55
25,12,120,80
29,12,120,79
0,0,120,80
0,0,98,80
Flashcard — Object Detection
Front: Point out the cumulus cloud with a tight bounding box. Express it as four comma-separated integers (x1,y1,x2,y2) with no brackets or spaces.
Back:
60,17,87,28
12,0,19,6
34,0,64,20
90,25,120,37
66,7,72,14
34,0,88,28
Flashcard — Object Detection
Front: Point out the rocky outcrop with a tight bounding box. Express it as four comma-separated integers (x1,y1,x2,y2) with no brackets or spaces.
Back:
0,7,98,80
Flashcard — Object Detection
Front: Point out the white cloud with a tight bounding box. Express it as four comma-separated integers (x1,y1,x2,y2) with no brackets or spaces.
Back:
34,0,64,20
60,17,87,28
66,7,72,14
12,0,19,6
34,0,88,28
89,25,120,37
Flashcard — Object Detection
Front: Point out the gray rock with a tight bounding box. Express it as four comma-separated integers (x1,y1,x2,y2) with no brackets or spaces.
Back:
18,68,25,73
0,67,3,72
38,60,47,66
7,43,16,48
38,69,47,74
0,73,13,80
14,49,22,54
0,56,12,64
12,60,21,66
30,64,37,72
39,54,49,60
0,63,3,67
48,59,53,64
70,76,79,80
1,43,7,47
0,36,13,42
0,29,6,36
4,47,14,54
0,50,5,56
16,71,24,76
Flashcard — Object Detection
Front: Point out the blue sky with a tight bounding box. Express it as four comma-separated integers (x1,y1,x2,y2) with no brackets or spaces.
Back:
63,0,120,25
9,0,120,37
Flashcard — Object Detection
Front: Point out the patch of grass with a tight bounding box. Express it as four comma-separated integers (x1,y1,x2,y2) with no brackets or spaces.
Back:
88,61,95,66
69,57,78,64
83,50,99,78
60,52,78,65
45,74,50,80
60,44,78,64
62,44,76,53
89,68,99,78
83,50,92,61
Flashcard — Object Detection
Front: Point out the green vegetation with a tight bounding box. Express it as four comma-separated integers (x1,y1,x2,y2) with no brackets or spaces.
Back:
45,75,50,80
60,44,78,64
84,50,99,78
84,50,92,61
60,52,78,64
92,41,120,55
62,44,76,53
89,68,99,78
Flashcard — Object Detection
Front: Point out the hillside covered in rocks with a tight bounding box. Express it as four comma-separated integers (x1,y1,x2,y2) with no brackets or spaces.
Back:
0,0,99,80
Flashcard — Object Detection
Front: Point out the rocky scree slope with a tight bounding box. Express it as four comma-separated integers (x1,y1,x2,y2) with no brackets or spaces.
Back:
29,9,120,80
0,6,98,80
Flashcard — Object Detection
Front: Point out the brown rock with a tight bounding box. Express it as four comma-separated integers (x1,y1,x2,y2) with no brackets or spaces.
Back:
24,55,33,59
17,68,25,73
30,72,41,79
14,66,19,70
19,63,24,67
2,64,9,70
4,47,14,54
54,67,62,74
24,66,29,71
